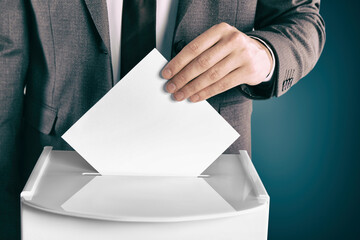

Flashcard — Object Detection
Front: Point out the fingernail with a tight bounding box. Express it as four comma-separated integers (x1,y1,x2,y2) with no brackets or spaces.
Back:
190,94,200,102
166,82,177,93
174,91,184,101
162,68,172,79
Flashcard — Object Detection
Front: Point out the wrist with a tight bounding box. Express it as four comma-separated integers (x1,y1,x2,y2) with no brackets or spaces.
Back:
249,36,275,82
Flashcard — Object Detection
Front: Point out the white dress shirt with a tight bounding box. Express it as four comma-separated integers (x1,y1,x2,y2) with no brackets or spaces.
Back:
106,0,178,82
106,0,274,84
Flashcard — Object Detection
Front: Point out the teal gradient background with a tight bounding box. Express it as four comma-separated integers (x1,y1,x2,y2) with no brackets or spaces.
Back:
252,0,360,239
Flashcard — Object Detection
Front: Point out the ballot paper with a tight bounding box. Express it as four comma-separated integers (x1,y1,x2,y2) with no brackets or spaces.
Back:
62,49,239,176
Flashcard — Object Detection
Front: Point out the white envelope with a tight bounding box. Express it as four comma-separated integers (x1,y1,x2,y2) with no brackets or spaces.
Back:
62,49,239,176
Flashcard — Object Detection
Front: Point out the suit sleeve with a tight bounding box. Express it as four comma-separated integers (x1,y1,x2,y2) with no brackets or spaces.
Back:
0,0,28,237
239,0,326,99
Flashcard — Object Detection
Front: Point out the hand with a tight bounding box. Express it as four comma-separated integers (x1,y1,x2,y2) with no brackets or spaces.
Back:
161,22,273,102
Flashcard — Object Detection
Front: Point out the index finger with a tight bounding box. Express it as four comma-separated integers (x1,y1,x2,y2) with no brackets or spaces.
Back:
161,23,227,79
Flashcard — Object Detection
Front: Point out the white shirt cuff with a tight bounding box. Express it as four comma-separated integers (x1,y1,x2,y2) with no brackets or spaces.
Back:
250,36,276,82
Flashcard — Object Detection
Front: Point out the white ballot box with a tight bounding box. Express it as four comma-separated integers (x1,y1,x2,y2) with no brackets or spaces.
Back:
21,147,269,240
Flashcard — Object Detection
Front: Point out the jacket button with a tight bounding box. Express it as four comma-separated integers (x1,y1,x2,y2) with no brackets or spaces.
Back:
99,44,108,54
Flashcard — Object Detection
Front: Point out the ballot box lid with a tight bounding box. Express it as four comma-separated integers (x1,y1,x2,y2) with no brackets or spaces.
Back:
21,147,269,222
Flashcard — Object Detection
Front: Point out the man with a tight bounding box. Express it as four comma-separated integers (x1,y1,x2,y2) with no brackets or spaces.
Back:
0,0,325,239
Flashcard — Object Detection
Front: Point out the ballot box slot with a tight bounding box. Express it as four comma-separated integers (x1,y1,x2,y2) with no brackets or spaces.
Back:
81,172,210,178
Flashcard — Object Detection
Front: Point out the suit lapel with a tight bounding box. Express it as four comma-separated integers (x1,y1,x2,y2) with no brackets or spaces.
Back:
174,0,193,37
83,0,111,53
83,0,193,56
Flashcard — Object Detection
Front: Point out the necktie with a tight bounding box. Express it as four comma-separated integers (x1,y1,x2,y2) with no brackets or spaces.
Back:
121,0,156,78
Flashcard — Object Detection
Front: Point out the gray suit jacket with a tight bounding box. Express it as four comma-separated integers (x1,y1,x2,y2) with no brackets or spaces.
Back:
0,0,325,239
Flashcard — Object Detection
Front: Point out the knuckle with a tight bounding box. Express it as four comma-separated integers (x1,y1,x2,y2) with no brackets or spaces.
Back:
217,81,228,92
198,89,208,100
170,59,182,71
218,22,232,31
197,55,210,68
177,73,187,84
208,68,220,81
187,41,200,54
229,31,244,44
172,73,187,87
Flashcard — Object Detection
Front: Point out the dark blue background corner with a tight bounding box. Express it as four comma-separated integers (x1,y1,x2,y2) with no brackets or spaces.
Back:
252,1,360,239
